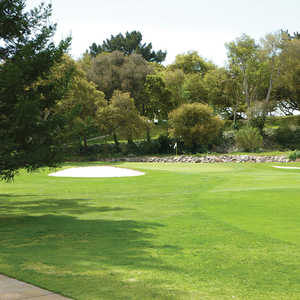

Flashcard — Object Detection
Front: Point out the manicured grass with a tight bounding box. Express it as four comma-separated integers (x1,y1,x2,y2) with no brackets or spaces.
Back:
1,162,300,299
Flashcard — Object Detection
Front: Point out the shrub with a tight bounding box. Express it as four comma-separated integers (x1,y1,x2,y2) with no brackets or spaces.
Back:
157,135,173,154
168,103,224,152
288,150,300,161
235,127,263,152
274,124,300,150
138,140,160,155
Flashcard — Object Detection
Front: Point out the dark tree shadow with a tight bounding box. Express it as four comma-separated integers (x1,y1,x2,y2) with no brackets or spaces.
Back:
0,194,184,299
0,195,132,215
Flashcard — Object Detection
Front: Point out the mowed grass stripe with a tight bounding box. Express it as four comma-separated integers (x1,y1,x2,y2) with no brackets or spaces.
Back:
1,162,300,299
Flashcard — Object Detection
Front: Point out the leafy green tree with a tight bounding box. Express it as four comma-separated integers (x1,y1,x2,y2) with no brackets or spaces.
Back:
168,103,224,152
183,73,207,103
273,38,300,113
259,32,285,105
0,0,71,180
162,52,214,107
56,56,106,149
161,69,186,108
204,67,247,126
235,127,263,152
97,91,147,147
143,73,172,119
169,51,215,75
226,34,261,109
88,51,152,114
225,33,285,129
89,31,167,63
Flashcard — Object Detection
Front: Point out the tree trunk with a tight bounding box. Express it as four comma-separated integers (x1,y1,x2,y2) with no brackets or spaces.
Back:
243,74,250,108
127,135,134,145
265,58,275,105
146,127,151,142
83,136,88,149
233,101,238,129
113,132,120,151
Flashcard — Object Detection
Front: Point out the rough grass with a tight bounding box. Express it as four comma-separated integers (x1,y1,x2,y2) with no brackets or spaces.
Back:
1,162,300,299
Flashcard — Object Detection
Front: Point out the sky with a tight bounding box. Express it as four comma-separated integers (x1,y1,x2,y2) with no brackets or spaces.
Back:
26,0,300,66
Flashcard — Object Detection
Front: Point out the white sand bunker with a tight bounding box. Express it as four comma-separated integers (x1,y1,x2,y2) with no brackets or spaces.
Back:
273,166,300,170
49,166,144,178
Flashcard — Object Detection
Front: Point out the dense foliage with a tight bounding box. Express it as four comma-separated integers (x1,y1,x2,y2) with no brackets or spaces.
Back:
168,103,224,152
2,0,300,176
89,30,167,63
0,0,71,180
235,127,263,152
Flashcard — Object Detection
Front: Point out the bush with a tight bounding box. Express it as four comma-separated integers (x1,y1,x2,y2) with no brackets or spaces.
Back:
168,103,224,153
266,115,300,127
288,150,300,161
274,124,300,150
235,127,263,152
156,135,173,154
138,140,160,155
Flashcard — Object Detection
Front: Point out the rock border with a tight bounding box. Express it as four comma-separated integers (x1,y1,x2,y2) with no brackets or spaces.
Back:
104,155,289,164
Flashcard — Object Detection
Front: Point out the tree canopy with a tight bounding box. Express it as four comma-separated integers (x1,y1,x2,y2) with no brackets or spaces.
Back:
168,103,223,152
87,51,152,114
89,31,167,63
0,0,71,180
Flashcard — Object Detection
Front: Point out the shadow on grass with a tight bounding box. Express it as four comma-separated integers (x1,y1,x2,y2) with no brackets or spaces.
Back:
0,194,184,299
0,195,132,215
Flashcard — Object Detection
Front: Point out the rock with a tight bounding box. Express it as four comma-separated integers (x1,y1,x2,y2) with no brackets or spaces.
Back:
101,154,289,164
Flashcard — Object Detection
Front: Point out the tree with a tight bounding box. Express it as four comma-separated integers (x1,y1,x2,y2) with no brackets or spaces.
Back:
56,56,106,149
226,34,261,109
97,91,147,147
143,73,172,119
88,51,152,114
160,52,214,108
169,51,215,75
168,103,224,152
183,73,207,103
273,38,300,113
260,32,284,105
161,69,186,108
89,30,167,63
0,0,72,180
225,33,284,129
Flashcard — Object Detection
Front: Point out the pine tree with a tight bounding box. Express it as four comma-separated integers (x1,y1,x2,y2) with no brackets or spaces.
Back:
0,0,72,180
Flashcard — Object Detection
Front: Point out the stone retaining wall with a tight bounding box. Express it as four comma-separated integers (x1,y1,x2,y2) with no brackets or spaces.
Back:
106,155,289,163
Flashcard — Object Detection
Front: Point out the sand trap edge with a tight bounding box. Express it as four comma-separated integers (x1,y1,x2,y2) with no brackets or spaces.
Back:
48,166,145,178
273,166,300,170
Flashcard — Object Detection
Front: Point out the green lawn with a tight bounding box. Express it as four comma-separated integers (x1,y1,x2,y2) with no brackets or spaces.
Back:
1,162,300,299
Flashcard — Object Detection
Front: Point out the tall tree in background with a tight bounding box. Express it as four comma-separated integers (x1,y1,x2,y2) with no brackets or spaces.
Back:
89,31,167,63
260,32,284,105
97,91,147,147
204,67,243,123
143,74,172,119
0,0,72,180
165,52,214,104
55,56,106,149
274,38,300,113
161,69,186,108
87,51,152,114
169,51,215,75
226,34,260,109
